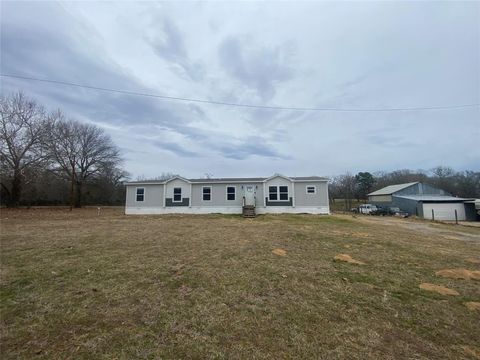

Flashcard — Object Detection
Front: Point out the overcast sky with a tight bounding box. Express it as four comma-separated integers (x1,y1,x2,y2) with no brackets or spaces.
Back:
1,1,479,179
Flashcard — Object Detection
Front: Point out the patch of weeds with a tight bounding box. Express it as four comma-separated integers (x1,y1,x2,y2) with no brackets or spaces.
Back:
391,289,423,302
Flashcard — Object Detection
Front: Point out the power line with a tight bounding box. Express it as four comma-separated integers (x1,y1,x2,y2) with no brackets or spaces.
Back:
1,73,479,112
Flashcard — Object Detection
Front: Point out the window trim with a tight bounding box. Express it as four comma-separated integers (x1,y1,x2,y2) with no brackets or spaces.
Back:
268,185,289,201
226,186,236,201
306,186,316,194
268,186,278,201
135,187,145,202
202,186,212,202
173,187,182,202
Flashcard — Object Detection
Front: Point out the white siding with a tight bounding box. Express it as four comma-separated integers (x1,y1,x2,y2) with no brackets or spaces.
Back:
191,183,243,207
125,184,164,208
294,182,329,207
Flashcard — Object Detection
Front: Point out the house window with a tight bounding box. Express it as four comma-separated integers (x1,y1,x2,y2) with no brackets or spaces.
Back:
269,186,289,201
227,186,236,201
136,188,145,202
173,187,182,202
306,186,316,194
202,186,211,201
269,186,278,200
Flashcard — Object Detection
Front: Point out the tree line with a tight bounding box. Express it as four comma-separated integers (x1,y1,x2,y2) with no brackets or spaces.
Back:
330,168,480,210
1,92,128,208
2,92,478,209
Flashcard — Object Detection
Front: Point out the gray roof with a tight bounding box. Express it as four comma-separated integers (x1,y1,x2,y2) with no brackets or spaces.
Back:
291,176,328,181
394,195,474,202
368,182,418,196
189,177,265,183
125,175,328,185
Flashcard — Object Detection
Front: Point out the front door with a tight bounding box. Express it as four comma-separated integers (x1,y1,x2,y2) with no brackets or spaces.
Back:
244,185,256,206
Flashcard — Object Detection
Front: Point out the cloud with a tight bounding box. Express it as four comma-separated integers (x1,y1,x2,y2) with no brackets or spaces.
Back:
146,17,205,81
218,36,295,101
367,134,416,148
1,1,478,178
211,136,289,160
151,140,200,157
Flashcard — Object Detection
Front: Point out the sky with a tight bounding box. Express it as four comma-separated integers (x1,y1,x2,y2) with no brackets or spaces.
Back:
1,1,479,179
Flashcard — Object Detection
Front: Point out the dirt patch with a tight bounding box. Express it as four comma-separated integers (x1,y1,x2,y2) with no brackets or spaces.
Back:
272,248,287,256
466,258,480,265
351,232,371,238
419,283,459,296
334,254,365,265
435,269,480,281
443,235,464,241
464,302,480,311
462,345,480,359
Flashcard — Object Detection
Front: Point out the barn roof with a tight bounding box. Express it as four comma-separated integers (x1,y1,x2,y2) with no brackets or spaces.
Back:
368,182,418,196
394,195,474,202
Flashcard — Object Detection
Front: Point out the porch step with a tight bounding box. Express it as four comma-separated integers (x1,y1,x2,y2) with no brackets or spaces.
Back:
242,205,256,218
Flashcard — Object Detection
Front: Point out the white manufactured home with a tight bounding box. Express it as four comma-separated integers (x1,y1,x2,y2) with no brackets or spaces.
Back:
125,174,329,216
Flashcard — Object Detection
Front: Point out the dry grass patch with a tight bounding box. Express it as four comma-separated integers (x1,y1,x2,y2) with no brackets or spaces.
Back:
334,254,365,265
464,302,480,311
466,257,480,264
435,268,480,281
462,345,480,359
272,248,287,256
419,283,460,296
1,208,479,360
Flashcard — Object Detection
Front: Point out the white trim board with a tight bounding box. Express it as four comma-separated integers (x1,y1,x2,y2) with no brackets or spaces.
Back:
125,206,330,215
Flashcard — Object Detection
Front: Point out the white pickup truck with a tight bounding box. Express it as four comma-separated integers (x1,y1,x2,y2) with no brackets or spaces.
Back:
357,204,378,215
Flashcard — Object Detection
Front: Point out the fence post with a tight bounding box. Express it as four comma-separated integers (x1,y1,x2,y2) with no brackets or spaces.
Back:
455,209,458,225
432,209,434,221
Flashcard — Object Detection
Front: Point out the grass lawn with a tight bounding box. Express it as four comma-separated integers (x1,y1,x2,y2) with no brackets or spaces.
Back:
1,208,479,359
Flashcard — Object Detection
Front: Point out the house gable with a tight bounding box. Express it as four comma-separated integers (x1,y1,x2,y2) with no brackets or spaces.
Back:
165,177,191,206
263,174,293,183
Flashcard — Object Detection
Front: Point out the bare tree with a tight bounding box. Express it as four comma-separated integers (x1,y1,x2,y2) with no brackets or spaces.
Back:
48,115,122,208
86,163,129,205
0,92,51,207
136,172,177,181
329,173,357,211
339,173,357,211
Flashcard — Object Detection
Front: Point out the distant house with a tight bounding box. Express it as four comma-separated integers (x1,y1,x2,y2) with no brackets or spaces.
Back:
368,182,476,221
125,174,329,216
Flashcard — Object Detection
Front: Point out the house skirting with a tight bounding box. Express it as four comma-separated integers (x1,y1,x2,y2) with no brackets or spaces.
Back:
125,206,330,215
